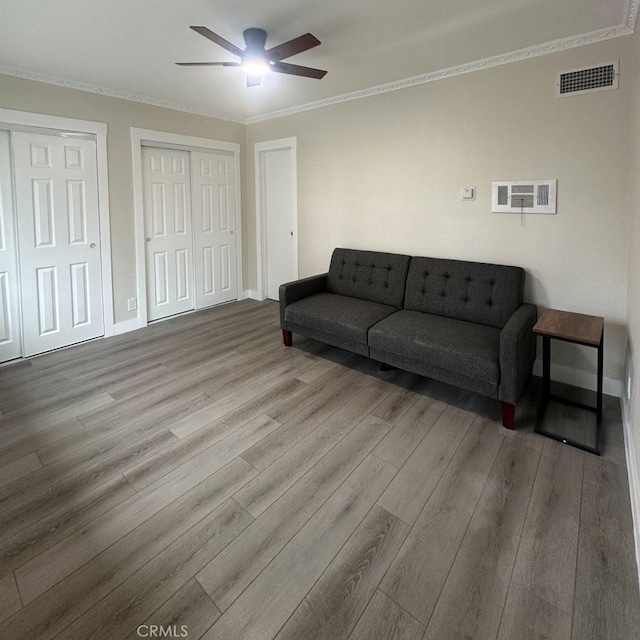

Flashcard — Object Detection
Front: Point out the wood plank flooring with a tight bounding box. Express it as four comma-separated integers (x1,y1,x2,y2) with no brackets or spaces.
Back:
0,299,638,640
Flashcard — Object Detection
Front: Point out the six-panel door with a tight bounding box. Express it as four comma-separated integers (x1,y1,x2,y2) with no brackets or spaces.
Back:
142,147,238,321
191,151,238,308
12,132,104,357
142,147,194,321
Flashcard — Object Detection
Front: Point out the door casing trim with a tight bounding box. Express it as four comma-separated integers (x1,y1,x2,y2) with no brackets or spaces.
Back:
0,108,114,340
254,137,298,301
131,128,242,327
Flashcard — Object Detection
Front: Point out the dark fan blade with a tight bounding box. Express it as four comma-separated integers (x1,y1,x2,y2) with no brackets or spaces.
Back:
246,74,262,87
266,33,320,61
190,26,244,57
272,61,327,79
176,62,241,66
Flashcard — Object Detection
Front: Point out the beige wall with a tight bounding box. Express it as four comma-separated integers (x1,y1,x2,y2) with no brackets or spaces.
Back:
246,37,633,388
625,23,640,564
0,37,634,389
0,74,244,324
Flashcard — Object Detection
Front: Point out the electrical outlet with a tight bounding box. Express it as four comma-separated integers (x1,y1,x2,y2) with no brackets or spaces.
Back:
127,298,137,312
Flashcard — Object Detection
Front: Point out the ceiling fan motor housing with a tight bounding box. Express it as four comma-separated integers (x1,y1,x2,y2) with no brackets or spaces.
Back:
243,28,268,55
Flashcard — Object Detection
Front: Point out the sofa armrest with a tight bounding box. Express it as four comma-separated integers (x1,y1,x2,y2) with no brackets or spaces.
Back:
499,303,538,404
279,273,328,329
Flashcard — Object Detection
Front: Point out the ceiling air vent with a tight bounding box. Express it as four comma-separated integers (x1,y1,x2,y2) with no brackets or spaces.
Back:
556,61,618,97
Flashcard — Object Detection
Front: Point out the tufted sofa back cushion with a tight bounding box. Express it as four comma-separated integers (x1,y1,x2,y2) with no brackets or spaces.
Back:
327,248,412,308
404,257,524,328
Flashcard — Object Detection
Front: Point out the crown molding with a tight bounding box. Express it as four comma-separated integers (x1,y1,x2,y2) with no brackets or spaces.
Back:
245,21,636,124
0,65,244,125
628,0,640,28
0,0,637,127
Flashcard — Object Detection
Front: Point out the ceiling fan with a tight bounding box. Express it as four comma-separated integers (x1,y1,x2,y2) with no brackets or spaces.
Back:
177,26,327,87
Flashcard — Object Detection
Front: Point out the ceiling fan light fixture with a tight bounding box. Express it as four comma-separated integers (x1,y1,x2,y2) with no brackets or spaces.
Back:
179,27,326,82
241,57,271,76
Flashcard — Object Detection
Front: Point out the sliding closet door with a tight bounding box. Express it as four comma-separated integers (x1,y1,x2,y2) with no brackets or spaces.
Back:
12,132,104,357
191,151,238,308
0,131,22,363
142,147,194,321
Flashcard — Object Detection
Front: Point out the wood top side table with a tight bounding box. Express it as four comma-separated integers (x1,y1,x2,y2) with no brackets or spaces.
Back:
533,308,604,455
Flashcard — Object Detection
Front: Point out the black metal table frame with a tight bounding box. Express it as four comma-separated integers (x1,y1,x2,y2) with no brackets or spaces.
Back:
536,332,603,455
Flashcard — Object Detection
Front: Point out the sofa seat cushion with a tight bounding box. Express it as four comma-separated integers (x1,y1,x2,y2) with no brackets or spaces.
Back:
369,310,500,383
285,293,397,345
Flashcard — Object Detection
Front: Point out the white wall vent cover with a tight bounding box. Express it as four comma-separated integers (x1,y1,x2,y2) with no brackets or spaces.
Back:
492,180,557,214
556,61,618,97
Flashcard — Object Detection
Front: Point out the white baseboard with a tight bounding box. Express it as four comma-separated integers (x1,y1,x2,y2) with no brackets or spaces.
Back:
113,318,140,335
621,394,640,594
242,290,262,301
532,359,622,398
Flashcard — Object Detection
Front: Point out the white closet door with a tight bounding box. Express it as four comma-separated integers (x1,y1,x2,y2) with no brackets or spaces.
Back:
191,151,238,308
12,132,104,357
0,131,22,363
142,147,194,321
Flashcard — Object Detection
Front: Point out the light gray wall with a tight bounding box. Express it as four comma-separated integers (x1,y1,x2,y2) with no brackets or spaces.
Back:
246,36,633,389
0,74,245,324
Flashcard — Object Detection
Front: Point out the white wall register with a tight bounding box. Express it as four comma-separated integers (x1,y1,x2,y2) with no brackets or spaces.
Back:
491,179,557,214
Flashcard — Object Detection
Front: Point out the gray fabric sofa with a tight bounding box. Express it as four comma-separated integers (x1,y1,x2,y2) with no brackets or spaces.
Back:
280,248,537,428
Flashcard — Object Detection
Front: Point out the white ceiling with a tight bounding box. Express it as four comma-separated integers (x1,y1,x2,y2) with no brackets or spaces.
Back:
0,0,634,123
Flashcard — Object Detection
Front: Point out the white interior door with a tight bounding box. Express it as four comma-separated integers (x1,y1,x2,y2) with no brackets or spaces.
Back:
142,147,194,321
191,151,238,308
12,131,104,357
0,131,22,363
259,144,297,301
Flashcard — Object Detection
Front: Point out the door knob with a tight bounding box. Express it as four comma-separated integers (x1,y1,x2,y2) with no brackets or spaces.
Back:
230,230,234,235
290,231,294,237
90,242,96,249
146,238,151,243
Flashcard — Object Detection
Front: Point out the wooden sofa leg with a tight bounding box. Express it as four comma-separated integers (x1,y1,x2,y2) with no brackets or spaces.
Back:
283,330,293,347
501,402,516,429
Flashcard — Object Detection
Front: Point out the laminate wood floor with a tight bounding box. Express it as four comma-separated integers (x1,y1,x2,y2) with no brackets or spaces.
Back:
0,299,638,640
